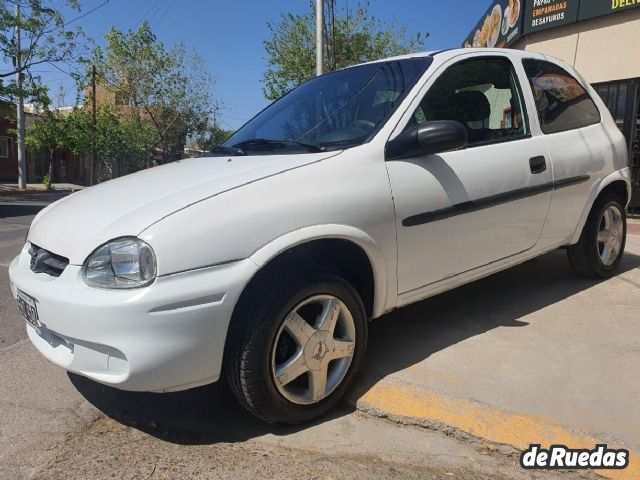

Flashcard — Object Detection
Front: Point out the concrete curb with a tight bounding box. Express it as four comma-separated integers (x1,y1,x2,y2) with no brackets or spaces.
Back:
348,377,639,480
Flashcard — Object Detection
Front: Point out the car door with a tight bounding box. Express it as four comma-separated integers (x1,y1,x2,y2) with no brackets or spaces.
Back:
385,53,553,295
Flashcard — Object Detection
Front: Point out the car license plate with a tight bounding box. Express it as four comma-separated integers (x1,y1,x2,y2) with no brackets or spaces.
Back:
16,289,41,330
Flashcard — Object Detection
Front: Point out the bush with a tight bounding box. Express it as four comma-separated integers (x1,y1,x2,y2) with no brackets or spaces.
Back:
42,173,52,190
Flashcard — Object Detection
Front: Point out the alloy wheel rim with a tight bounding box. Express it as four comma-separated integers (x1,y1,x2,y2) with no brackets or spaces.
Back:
271,294,356,405
597,204,624,266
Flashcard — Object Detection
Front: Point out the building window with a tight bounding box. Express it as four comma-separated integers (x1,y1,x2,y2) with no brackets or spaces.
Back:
593,81,631,133
0,137,9,159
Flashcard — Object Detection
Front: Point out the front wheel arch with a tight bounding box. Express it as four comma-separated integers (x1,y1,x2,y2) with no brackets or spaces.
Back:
245,237,377,318
248,226,390,318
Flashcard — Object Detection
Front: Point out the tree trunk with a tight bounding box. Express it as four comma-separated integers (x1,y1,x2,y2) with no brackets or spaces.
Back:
48,155,53,179
46,149,54,190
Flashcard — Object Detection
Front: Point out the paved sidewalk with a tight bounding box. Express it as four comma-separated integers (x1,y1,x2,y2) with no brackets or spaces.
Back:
0,183,84,196
348,235,640,480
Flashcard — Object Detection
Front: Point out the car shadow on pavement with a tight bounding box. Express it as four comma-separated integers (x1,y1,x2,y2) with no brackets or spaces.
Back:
0,192,70,219
350,248,640,397
0,204,47,219
68,372,342,444
70,248,640,445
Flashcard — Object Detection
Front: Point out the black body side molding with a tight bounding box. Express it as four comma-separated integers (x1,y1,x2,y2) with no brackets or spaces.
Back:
402,175,590,227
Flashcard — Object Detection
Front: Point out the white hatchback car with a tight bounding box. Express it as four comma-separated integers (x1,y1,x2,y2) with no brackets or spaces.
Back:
9,48,630,424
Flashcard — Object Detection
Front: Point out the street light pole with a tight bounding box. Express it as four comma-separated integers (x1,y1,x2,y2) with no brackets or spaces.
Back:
15,3,27,190
90,64,97,185
316,0,324,76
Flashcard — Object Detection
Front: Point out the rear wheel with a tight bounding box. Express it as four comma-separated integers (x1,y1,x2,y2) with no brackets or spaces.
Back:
225,270,367,424
567,192,626,278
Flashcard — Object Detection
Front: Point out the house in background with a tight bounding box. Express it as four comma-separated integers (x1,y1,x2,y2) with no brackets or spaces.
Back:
0,101,89,185
94,84,187,166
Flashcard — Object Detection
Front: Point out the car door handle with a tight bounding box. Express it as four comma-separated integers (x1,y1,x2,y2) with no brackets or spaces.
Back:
529,155,546,174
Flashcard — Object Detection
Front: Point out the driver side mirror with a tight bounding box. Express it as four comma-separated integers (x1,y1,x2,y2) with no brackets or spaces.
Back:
385,120,468,160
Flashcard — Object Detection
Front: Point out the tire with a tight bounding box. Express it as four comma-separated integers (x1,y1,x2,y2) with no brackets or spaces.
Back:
224,269,368,424
567,192,626,278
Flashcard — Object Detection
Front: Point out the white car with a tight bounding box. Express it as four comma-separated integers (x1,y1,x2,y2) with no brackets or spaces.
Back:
9,48,630,424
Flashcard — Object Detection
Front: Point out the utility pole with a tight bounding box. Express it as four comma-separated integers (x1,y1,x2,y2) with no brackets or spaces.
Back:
15,3,27,190
315,0,324,76
90,64,97,185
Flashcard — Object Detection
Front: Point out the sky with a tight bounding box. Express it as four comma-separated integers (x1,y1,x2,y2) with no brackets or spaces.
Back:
15,0,491,130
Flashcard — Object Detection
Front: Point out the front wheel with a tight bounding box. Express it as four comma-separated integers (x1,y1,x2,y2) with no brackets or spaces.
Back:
567,192,626,278
224,271,367,424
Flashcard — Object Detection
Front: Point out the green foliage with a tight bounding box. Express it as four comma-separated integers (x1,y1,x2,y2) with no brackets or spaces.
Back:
91,22,218,161
42,173,51,190
63,104,156,175
92,106,155,174
25,106,70,183
0,0,82,104
263,0,428,100
25,107,69,155
189,123,234,151
26,102,157,180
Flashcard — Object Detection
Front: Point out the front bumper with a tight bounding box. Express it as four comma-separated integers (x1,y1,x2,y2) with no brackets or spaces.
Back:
8,244,257,392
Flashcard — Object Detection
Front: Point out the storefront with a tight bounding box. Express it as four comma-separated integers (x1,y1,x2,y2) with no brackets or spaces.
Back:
463,0,640,209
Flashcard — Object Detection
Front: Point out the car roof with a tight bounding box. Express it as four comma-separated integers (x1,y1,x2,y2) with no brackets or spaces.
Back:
360,48,552,64
355,48,568,72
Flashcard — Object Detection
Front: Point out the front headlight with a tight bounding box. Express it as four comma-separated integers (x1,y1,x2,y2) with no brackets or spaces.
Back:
83,237,157,289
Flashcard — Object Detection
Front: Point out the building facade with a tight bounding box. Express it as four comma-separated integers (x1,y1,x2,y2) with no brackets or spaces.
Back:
464,0,640,208
0,102,89,185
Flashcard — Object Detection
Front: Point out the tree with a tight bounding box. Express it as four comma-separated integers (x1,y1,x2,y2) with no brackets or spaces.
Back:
263,0,428,100
26,100,156,187
24,106,69,188
1,0,83,188
63,105,156,178
91,22,219,163
0,0,82,100
189,123,234,152
93,107,155,177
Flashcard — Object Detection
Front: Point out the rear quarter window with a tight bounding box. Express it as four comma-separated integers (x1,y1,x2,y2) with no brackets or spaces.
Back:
522,59,600,135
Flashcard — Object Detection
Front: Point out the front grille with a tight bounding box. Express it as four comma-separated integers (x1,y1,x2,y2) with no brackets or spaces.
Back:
28,243,69,277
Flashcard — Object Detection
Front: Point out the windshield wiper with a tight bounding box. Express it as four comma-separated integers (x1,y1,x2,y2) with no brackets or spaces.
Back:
232,138,326,153
210,145,246,156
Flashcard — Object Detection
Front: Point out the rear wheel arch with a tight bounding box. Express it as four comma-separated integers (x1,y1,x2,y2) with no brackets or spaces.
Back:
567,190,626,278
570,172,631,245
599,180,629,207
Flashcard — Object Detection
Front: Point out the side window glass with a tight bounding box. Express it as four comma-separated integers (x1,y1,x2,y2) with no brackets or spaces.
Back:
522,59,600,134
408,57,528,146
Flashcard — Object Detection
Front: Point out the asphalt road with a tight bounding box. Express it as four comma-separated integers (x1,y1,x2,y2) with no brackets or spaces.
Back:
0,193,606,480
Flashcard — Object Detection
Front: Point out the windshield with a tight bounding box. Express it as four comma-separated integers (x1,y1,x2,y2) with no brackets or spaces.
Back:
223,57,432,154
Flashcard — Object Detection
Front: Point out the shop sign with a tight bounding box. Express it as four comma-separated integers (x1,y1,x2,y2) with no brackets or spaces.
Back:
523,0,581,33
462,0,524,48
578,0,640,21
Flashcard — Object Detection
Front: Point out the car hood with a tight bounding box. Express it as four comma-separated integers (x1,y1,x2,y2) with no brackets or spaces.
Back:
28,151,340,265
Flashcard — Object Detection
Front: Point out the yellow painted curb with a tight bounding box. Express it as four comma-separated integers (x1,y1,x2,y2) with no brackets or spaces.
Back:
357,382,638,480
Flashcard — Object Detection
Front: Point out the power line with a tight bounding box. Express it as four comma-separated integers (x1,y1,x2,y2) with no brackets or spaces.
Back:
154,0,175,26
138,0,161,25
42,0,110,34
221,113,250,122
45,61,82,80
217,117,237,131
147,0,168,23
62,0,110,28
224,102,263,110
